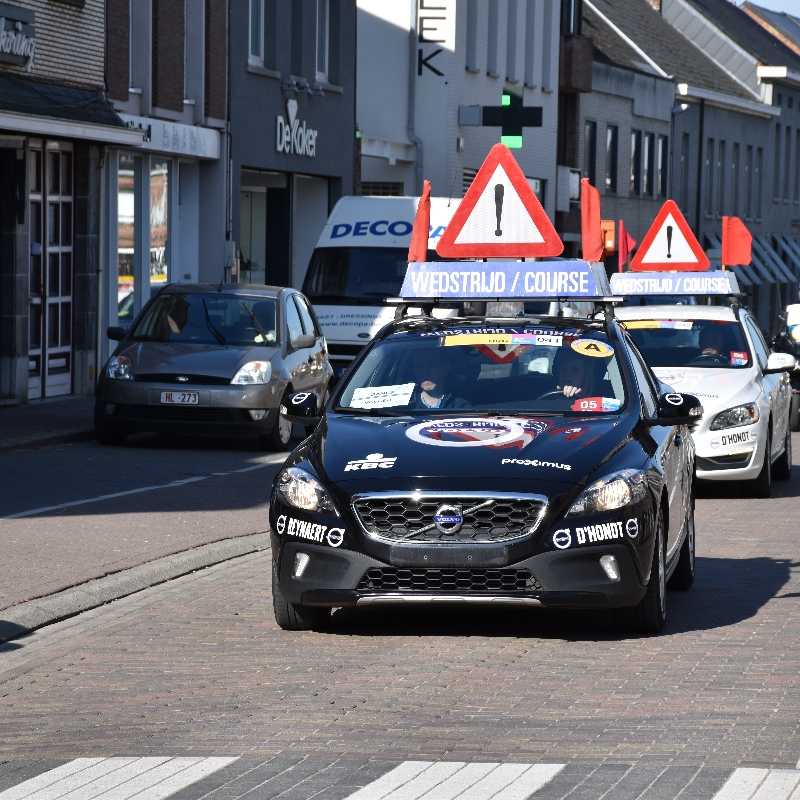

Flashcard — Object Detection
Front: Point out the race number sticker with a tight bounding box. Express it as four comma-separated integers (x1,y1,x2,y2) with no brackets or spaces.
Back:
351,383,414,409
570,396,622,413
729,351,749,366
571,339,614,358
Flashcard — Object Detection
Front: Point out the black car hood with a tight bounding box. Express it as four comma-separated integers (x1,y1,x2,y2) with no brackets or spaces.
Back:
119,342,279,380
310,412,631,491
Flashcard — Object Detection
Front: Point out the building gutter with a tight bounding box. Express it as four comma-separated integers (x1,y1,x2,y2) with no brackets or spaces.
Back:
757,65,800,88
677,83,779,118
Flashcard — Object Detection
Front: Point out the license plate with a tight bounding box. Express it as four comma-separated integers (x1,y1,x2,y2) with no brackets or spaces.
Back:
160,391,199,405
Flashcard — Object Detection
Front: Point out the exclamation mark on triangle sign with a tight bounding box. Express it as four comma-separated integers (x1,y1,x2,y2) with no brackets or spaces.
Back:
666,225,673,259
494,184,504,237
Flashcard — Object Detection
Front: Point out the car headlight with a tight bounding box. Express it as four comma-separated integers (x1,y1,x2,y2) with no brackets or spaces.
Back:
231,361,272,385
567,469,648,516
709,403,759,430
276,467,335,513
106,355,134,381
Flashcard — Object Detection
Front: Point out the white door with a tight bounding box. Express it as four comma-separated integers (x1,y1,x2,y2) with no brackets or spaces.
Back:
28,142,74,399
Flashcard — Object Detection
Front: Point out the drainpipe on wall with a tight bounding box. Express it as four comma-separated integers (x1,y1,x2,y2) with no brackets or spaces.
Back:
408,6,424,195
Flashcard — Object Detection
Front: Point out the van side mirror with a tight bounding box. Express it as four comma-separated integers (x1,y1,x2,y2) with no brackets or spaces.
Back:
764,352,796,374
291,333,316,350
107,326,128,342
649,392,703,427
283,391,321,424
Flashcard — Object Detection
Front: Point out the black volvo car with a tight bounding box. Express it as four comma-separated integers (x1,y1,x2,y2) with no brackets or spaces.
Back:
268,313,701,634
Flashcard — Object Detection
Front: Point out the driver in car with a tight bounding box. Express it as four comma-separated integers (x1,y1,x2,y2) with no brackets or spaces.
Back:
698,325,728,358
411,361,463,410
556,350,592,398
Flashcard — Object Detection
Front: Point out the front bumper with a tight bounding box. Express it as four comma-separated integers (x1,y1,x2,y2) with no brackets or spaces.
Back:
97,380,283,436
693,422,763,481
272,526,654,611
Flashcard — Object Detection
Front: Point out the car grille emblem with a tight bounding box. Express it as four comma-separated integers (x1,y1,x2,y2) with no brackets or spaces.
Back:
176,376,190,383
433,504,464,534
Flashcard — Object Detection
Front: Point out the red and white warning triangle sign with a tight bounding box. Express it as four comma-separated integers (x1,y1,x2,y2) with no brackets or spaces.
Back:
436,143,563,258
631,199,710,272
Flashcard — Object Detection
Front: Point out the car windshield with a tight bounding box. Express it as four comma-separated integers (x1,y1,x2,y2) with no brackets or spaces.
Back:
303,247,442,304
335,324,627,416
623,318,751,369
132,293,278,347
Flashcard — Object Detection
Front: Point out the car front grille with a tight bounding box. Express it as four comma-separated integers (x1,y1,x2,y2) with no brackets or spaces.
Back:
135,374,232,385
356,567,541,594
696,453,752,471
352,494,547,544
114,405,252,424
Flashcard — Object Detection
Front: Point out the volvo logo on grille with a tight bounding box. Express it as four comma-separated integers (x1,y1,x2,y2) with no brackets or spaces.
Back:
433,504,464,534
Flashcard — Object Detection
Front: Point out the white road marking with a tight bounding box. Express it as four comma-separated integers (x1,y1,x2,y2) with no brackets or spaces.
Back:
0,757,238,800
343,761,564,800
711,768,800,800
4,456,285,519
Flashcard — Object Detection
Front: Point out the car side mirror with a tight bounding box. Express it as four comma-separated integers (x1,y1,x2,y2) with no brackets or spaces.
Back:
764,351,797,374
649,392,703,427
107,326,128,342
283,391,321,424
290,333,315,350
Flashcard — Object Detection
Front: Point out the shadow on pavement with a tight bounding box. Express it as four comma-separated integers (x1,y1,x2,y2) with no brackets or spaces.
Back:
322,555,792,640
0,621,30,650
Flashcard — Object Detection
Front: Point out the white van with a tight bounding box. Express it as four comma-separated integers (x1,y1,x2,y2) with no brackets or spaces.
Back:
301,195,459,377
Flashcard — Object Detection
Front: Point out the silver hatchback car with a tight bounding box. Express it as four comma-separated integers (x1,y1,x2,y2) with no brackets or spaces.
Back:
95,284,332,449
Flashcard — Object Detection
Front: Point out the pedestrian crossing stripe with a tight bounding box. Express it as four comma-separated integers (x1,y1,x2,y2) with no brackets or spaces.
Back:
1,759,798,799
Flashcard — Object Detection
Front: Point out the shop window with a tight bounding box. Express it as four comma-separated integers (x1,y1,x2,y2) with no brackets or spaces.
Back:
150,159,170,290
316,0,330,82
249,0,264,67
117,152,137,323
583,120,596,186
605,125,618,194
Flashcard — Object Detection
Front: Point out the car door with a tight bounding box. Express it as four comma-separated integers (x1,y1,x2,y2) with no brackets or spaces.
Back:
283,293,316,395
745,315,788,461
626,334,688,554
293,293,329,403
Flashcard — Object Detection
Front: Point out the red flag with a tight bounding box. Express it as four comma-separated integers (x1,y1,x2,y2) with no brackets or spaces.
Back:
618,219,637,272
721,216,752,267
407,179,431,263
580,178,603,261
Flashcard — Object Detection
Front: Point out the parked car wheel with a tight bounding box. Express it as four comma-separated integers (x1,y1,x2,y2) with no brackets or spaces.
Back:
668,497,695,591
774,422,792,481
271,560,330,631
750,432,773,498
631,509,667,634
790,393,800,432
262,396,294,451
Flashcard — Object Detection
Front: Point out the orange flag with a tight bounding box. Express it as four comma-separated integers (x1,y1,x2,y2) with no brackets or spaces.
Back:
580,178,603,261
407,179,431,263
721,216,752,267
618,219,637,272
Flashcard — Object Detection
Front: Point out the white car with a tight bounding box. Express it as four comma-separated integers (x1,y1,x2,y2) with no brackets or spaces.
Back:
616,304,795,497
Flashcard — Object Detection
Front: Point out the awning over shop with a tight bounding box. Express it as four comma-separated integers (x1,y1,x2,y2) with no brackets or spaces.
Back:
753,236,795,283
0,74,143,146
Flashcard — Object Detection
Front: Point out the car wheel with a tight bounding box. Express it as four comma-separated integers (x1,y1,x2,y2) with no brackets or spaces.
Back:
791,394,800,432
263,397,294,451
94,416,126,446
669,497,695,591
271,560,331,631
631,509,667,634
774,422,792,481
750,431,773,498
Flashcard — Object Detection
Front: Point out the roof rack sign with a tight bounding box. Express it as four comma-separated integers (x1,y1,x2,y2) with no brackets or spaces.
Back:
610,271,740,296
399,260,612,301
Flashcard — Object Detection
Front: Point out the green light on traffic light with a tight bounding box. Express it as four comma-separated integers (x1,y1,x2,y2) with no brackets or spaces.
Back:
501,134,523,149
501,94,511,106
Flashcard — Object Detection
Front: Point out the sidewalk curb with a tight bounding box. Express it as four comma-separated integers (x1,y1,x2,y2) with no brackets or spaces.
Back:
0,429,95,452
0,533,269,643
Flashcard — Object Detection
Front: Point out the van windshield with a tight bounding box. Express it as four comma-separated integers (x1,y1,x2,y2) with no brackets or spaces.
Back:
303,247,440,304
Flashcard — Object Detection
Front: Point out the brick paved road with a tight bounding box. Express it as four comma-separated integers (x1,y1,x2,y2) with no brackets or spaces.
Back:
0,443,798,798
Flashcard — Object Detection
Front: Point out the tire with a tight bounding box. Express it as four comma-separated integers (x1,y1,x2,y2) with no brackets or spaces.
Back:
630,509,667,634
791,393,800,432
94,417,126,446
774,422,792,481
750,431,773,498
262,396,294,451
271,560,331,631
669,496,695,591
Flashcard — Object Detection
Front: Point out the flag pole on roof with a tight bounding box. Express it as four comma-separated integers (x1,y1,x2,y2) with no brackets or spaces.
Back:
407,179,431,263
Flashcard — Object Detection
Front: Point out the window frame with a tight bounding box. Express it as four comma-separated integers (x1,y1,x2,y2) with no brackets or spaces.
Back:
630,129,642,195
657,134,668,198
249,0,264,67
605,125,619,194
583,119,597,187
284,292,305,346
293,294,320,338
315,0,330,83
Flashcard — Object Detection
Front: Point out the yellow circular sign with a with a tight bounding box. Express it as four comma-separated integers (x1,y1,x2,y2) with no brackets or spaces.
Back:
571,338,614,358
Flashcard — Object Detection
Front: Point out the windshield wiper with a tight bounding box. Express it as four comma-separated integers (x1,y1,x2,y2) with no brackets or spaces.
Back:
240,301,272,343
201,299,227,345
